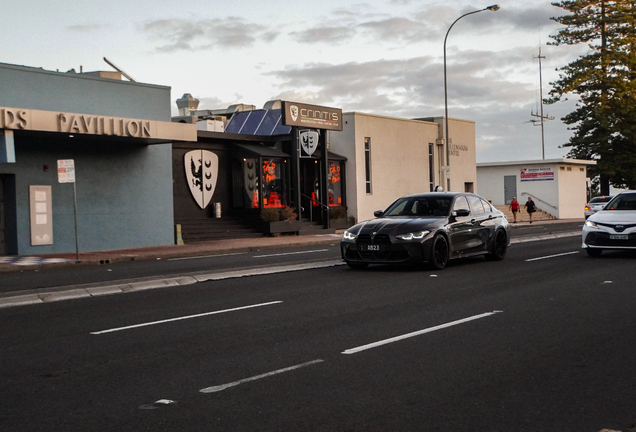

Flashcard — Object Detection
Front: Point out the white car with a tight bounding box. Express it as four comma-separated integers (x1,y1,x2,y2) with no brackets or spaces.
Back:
584,195,613,219
582,191,636,256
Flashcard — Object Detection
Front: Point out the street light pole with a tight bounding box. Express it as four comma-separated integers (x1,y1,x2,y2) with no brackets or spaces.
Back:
443,4,500,191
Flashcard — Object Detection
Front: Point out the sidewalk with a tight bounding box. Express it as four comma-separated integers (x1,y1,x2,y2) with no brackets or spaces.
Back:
0,233,344,273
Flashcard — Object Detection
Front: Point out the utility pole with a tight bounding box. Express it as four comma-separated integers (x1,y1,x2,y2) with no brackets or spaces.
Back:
530,47,554,159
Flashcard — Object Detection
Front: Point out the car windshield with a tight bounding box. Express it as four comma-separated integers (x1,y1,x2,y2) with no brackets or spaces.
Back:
384,196,452,217
605,193,636,210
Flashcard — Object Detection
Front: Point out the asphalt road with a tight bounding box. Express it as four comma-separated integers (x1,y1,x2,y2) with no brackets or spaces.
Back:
2,231,636,431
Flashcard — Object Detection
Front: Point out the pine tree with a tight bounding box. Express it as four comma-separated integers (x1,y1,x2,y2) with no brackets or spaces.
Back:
549,1,636,193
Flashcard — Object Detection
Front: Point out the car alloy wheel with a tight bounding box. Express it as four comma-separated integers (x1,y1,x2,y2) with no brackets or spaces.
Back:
429,234,449,270
486,229,507,261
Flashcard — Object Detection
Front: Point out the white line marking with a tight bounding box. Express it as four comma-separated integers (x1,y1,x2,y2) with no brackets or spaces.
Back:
253,249,329,258
200,359,325,393
525,251,579,262
91,301,283,335
342,311,503,355
168,252,246,261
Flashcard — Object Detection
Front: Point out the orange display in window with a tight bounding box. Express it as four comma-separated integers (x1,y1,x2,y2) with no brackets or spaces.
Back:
263,160,277,184
264,192,283,208
330,163,341,184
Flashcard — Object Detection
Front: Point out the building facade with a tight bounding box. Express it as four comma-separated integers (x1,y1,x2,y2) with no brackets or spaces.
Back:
330,113,477,222
0,62,195,256
476,159,596,219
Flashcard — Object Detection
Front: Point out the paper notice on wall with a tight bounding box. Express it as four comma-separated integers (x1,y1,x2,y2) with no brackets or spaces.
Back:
57,159,75,183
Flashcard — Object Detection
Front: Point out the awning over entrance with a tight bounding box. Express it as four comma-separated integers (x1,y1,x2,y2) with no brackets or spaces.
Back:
233,143,290,159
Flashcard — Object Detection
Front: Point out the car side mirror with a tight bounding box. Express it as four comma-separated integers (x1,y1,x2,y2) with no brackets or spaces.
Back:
374,210,384,218
454,209,470,217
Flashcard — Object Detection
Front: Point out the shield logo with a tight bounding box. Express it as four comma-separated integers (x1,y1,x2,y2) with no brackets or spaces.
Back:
300,130,319,156
290,105,299,122
185,150,218,209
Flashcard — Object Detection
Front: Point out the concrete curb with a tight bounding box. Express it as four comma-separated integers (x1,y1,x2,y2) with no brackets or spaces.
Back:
0,260,346,309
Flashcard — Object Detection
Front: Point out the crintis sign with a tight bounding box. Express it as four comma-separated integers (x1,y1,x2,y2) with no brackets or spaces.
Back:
281,101,342,131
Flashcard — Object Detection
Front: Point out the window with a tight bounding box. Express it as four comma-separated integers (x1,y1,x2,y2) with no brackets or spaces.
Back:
468,195,485,215
328,161,343,206
480,198,493,213
365,137,372,194
262,158,287,208
453,196,470,212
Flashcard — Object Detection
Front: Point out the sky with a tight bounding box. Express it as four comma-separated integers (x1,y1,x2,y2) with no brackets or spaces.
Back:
2,0,589,163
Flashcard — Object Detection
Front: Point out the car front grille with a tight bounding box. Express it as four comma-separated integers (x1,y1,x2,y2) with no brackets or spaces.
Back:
347,234,410,262
585,232,636,247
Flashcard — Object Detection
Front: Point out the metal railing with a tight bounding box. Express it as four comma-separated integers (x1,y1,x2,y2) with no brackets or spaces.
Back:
520,192,557,210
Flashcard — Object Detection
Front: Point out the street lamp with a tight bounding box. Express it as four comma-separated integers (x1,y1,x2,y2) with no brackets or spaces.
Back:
443,4,500,191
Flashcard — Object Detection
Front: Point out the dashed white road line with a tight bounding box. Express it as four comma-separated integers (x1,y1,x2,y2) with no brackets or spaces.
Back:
342,311,503,355
200,359,325,393
90,301,283,335
525,251,579,262
253,249,329,258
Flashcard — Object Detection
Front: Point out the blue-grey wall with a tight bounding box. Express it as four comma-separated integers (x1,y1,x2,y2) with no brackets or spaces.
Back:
0,63,175,255
0,63,171,120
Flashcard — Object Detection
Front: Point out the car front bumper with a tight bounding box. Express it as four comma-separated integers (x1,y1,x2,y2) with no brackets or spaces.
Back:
582,228,636,249
340,238,434,265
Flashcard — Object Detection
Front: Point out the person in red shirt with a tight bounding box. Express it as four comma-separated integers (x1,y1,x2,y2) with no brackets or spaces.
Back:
509,196,519,223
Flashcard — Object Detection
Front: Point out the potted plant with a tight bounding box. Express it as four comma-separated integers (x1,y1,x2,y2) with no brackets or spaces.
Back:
261,206,302,235
329,206,353,229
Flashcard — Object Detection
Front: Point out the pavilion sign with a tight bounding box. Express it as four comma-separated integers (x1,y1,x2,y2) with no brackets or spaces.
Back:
0,106,196,142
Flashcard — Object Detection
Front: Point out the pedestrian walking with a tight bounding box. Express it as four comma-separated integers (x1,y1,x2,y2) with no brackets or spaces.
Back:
509,196,519,223
525,197,536,223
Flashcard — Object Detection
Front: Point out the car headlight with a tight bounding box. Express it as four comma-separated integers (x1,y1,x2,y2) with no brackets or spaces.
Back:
396,230,430,240
585,220,599,229
343,230,357,241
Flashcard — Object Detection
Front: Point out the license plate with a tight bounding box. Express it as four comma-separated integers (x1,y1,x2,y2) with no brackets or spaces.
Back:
610,234,629,240
361,244,386,252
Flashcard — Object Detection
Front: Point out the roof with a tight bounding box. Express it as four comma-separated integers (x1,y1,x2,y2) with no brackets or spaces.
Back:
477,158,597,167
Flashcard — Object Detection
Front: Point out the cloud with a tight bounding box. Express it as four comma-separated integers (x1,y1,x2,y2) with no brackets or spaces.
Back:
142,17,280,52
67,24,104,33
289,26,356,44
358,17,434,43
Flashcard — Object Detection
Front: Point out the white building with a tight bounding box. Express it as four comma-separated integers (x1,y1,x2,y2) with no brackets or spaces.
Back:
476,159,596,219
330,112,476,222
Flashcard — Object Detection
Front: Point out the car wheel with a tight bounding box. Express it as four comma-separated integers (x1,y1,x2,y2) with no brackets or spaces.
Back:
486,229,507,261
586,248,602,257
429,234,449,270
346,261,369,269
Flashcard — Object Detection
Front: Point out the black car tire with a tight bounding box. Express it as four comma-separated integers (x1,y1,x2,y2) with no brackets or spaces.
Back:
346,261,369,269
586,248,602,257
429,234,449,270
486,229,507,261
